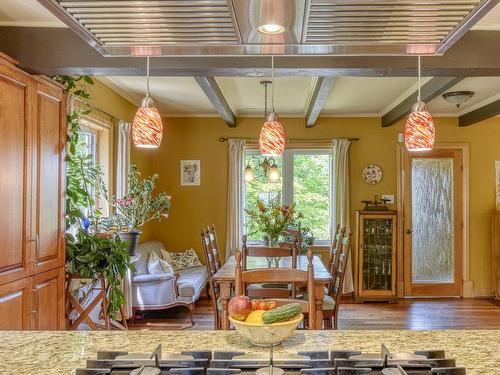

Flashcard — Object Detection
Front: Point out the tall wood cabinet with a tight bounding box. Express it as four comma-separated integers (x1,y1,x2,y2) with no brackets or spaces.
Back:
355,211,397,301
0,54,65,330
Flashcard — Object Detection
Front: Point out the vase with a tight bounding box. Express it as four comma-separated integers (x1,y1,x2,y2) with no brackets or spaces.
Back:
118,230,142,255
266,234,281,268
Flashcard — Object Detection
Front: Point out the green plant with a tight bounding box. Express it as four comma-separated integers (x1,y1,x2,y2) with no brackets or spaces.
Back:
54,75,133,318
110,165,171,231
245,194,302,245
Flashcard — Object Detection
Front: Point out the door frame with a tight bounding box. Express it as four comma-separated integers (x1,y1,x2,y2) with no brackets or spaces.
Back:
396,143,471,297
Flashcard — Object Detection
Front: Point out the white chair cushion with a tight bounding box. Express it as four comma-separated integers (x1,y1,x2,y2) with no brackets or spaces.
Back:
177,267,208,298
161,248,202,271
147,251,174,275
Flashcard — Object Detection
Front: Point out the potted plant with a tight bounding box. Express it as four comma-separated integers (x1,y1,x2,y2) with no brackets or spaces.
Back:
56,75,134,318
110,165,171,255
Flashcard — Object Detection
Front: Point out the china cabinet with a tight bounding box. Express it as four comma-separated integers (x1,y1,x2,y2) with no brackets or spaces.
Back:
356,211,397,301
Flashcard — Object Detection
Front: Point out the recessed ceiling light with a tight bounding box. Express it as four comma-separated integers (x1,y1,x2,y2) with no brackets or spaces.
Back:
257,24,285,35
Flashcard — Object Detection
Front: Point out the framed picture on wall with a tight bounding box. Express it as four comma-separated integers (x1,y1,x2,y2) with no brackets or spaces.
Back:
180,160,201,186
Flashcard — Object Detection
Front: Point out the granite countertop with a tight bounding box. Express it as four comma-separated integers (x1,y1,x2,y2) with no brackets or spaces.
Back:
0,330,498,374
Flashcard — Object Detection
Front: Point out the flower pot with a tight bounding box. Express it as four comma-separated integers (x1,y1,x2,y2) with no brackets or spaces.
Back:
118,230,142,255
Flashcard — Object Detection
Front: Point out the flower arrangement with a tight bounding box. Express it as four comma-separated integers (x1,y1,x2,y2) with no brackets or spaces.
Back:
110,165,171,232
245,194,303,247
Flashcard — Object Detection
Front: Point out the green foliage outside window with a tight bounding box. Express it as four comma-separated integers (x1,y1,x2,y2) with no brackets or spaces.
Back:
245,151,331,244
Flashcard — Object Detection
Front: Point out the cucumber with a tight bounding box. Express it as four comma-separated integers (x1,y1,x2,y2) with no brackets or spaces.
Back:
262,303,302,324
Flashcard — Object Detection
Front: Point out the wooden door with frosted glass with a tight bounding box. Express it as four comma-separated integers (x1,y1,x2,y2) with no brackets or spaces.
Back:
403,149,462,296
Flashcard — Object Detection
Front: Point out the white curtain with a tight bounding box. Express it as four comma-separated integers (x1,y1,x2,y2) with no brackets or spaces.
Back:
225,139,246,260
115,120,133,320
332,139,354,294
115,120,131,199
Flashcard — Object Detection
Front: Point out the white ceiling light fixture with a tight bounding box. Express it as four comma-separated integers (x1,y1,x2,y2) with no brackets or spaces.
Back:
442,91,475,108
257,24,285,35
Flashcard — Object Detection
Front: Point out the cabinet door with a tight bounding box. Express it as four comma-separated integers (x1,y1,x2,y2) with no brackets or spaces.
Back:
0,278,30,330
0,63,33,286
29,267,64,330
30,79,65,275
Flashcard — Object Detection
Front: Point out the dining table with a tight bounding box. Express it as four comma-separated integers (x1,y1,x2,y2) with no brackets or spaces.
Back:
212,254,333,330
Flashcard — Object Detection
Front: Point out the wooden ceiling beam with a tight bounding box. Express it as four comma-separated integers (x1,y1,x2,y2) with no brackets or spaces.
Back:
305,77,336,128
194,76,235,127
381,77,463,127
2,28,500,77
459,99,500,127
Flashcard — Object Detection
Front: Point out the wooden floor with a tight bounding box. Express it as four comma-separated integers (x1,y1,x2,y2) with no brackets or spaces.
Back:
129,297,500,330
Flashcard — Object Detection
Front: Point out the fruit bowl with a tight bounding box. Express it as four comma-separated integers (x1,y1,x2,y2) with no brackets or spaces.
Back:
229,314,303,346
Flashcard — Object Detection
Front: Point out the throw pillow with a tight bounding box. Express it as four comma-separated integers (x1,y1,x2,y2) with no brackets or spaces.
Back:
160,248,202,270
147,251,174,275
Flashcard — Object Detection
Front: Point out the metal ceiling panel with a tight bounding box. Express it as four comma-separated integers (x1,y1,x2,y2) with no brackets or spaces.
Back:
37,0,498,56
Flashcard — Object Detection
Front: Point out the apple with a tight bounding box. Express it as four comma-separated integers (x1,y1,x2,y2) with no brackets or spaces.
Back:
228,296,252,321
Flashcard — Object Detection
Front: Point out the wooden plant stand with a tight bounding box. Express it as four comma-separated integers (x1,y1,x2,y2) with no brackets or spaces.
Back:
65,273,128,330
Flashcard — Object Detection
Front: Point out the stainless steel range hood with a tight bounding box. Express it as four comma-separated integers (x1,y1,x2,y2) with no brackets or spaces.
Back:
38,0,498,56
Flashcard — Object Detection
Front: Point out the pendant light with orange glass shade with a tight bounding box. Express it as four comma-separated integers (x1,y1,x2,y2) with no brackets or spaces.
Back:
132,56,163,148
259,56,285,157
404,55,435,152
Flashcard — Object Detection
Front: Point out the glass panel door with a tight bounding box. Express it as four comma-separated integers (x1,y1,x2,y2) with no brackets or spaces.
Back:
411,158,454,283
403,149,462,297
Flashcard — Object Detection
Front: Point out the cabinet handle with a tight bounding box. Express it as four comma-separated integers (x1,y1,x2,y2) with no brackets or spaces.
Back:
32,288,38,316
29,234,40,261
406,229,413,235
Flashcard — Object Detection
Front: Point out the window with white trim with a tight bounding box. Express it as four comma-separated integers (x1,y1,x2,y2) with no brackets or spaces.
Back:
244,148,333,245
77,113,113,216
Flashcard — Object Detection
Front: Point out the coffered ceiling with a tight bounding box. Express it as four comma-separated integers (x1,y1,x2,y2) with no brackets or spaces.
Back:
2,0,500,124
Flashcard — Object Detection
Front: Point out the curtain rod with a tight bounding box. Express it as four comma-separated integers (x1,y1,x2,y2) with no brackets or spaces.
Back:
218,137,359,143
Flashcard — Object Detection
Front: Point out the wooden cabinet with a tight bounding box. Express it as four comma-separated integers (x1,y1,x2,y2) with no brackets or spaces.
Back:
0,278,30,330
356,211,397,301
0,62,33,287
0,54,65,330
30,79,66,275
29,268,65,330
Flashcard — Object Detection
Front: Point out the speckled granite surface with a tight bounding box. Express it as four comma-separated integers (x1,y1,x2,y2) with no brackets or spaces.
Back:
0,330,498,374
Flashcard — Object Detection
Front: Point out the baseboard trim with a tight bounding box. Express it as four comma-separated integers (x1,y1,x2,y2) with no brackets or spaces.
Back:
473,288,494,298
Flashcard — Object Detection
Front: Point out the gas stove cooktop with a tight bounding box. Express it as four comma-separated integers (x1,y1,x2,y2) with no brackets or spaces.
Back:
75,344,466,375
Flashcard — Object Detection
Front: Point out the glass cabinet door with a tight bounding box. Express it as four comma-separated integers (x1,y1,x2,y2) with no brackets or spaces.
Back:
360,216,396,295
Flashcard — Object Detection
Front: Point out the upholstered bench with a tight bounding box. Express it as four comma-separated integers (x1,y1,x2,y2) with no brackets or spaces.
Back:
131,240,208,325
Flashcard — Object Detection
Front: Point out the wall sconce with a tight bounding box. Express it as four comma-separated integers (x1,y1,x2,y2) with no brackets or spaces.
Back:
245,156,281,183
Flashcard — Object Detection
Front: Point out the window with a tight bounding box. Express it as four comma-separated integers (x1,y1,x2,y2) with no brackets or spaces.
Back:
244,148,333,245
76,110,114,216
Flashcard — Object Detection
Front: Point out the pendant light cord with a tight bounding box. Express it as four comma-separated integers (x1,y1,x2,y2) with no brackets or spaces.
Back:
264,82,268,118
417,55,421,102
271,56,275,112
146,56,150,98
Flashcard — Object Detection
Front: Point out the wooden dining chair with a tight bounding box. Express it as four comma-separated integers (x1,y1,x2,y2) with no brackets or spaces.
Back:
327,224,342,270
280,225,302,253
207,225,222,272
235,249,316,329
241,235,298,298
328,226,346,286
323,229,353,330
200,227,222,329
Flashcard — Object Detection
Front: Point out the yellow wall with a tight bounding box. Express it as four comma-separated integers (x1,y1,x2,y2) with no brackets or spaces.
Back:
131,115,500,295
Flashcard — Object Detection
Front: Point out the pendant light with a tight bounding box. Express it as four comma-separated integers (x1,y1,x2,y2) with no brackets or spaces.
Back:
259,56,285,156
132,56,163,148
404,55,435,152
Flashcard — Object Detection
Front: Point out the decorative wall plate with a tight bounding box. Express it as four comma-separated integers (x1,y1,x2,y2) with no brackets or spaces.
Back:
362,164,383,184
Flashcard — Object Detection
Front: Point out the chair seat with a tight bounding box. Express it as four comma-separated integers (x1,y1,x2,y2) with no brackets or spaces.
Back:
300,294,336,311
177,267,208,298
